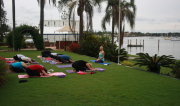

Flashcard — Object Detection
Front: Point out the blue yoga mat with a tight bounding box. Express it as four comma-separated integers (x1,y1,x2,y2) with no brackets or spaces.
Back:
89,60,110,65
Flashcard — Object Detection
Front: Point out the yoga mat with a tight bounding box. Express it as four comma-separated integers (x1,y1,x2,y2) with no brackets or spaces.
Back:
56,64,72,68
65,68,105,73
50,61,61,65
37,56,41,58
5,58,14,60
32,62,39,64
18,72,66,79
6,63,13,65
6,61,15,63
89,60,110,65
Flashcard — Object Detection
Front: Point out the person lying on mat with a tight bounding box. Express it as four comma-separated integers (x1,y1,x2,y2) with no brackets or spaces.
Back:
25,65,51,77
41,50,51,58
55,55,74,64
70,60,98,72
95,46,105,63
9,62,27,73
19,57,35,64
50,53,63,59
13,54,25,61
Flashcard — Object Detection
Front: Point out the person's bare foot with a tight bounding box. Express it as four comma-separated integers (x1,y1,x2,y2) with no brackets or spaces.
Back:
70,69,76,72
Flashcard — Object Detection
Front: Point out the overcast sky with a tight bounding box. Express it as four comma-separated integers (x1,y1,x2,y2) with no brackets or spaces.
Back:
3,0,180,33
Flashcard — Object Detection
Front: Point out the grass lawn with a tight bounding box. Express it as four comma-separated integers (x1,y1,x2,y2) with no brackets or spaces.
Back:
0,50,180,106
0,46,13,50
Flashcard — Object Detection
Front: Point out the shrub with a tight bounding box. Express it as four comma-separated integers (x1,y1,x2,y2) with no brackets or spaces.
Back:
0,56,7,86
171,61,180,78
44,48,53,51
69,43,80,53
22,38,27,48
134,53,175,73
83,34,98,43
6,24,44,50
122,60,134,67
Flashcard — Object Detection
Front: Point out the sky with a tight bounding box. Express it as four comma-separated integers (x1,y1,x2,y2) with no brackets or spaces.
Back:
3,0,180,33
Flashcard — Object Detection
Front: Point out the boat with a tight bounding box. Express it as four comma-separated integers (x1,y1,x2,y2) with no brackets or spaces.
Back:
164,37,171,40
149,34,154,39
171,37,180,41
149,37,154,39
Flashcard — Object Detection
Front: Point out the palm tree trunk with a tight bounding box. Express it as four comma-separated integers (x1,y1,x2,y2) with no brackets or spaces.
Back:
111,5,115,49
40,0,44,36
79,0,84,46
12,0,15,51
0,0,1,27
119,10,122,49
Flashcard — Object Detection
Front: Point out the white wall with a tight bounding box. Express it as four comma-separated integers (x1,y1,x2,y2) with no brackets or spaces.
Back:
44,20,79,31
43,34,78,42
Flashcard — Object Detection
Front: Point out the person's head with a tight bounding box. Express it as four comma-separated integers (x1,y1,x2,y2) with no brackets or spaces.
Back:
100,46,103,51
42,68,48,76
31,59,35,62
88,63,92,68
44,68,47,73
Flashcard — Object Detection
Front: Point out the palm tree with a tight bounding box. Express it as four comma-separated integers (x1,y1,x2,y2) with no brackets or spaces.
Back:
12,0,15,51
101,0,119,49
119,0,136,50
37,0,56,36
101,0,136,50
57,0,102,46
0,0,4,26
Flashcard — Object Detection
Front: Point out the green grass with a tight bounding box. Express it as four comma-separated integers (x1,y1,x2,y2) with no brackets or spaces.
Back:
0,46,13,50
128,59,174,77
127,54,139,57
0,50,180,106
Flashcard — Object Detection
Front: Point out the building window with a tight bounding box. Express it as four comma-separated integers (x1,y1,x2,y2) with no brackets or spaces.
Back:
48,21,49,26
63,21,64,26
54,21,55,26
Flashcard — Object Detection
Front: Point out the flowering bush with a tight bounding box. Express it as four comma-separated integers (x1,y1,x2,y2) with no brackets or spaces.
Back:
69,43,80,53
0,56,7,86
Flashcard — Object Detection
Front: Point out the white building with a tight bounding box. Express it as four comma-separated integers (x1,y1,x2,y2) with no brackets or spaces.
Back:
44,20,79,30
43,20,79,42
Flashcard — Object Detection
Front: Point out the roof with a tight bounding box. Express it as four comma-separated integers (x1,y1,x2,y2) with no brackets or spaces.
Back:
55,25,79,32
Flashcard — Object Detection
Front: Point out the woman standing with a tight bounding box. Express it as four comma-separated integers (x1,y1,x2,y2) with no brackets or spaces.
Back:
95,46,105,63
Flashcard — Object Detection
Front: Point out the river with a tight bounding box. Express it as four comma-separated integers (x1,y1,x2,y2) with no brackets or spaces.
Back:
115,37,180,60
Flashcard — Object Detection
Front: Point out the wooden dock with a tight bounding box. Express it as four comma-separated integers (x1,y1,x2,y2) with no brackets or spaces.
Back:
127,44,144,47
127,39,144,47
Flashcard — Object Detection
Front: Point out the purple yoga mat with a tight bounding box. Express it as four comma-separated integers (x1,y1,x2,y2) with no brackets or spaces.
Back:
65,68,105,73
32,62,39,64
56,64,72,68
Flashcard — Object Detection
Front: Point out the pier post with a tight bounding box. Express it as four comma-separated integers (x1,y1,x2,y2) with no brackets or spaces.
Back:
158,39,159,51
140,39,141,45
136,39,137,45
143,39,144,46
130,39,131,45
128,39,129,45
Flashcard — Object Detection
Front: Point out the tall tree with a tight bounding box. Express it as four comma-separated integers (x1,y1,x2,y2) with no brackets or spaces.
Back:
37,0,56,36
101,0,119,49
12,0,15,51
119,0,136,49
0,0,4,26
0,7,8,42
101,0,136,49
57,0,102,46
